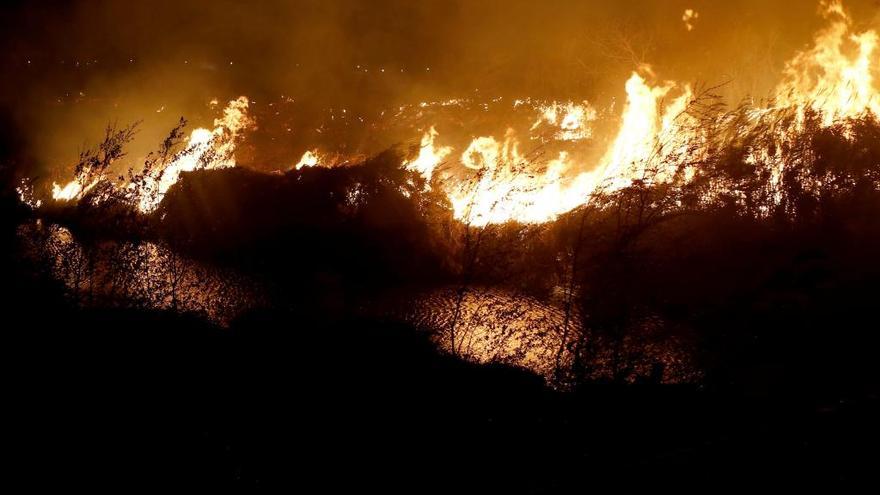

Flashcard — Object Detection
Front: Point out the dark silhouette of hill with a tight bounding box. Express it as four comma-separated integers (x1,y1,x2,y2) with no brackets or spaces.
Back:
3,211,879,491
153,151,457,291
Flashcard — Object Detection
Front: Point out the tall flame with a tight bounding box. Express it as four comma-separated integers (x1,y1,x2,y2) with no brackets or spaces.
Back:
774,0,880,126
49,97,252,210
294,149,321,170
136,96,252,212
597,72,693,188
426,0,877,225
403,126,452,182
436,71,694,226
446,131,600,226
35,1,880,229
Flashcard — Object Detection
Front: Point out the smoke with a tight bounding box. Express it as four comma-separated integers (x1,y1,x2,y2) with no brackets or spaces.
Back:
1,0,877,179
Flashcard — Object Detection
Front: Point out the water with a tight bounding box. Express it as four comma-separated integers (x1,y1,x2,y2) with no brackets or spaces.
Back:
16,220,265,325
17,220,702,385
387,287,702,385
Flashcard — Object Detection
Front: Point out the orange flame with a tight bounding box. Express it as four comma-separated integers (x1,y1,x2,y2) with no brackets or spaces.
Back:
403,126,452,182
136,96,252,212
431,70,694,226
48,97,252,211
33,0,880,229
531,101,597,141
294,149,321,170
774,0,880,126
51,178,98,202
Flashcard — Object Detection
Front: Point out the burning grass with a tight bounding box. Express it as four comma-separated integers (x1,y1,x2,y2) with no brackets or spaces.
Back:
8,0,880,386
13,100,880,385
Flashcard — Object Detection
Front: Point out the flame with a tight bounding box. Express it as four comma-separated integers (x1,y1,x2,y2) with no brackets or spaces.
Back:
433,0,878,226
774,0,880,126
445,131,600,226
294,149,321,170
682,9,699,32
598,72,695,188
47,97,252,211
435,70,693,226
403,126,452,182
136,96,252,212
30,1,880,230
52,178,89,201
531,101,597,141
51,173,102,202
16,181,42,209
737,0,880,209
437,0,877,226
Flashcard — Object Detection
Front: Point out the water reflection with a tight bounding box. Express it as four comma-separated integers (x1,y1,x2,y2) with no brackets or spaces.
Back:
397,288,571,380
17,220,264,325
18,221,701,385
397,287,702,386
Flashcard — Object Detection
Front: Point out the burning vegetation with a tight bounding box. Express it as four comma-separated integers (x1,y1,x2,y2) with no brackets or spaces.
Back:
3,0,880,489
24,1,880,230
7,1,880,381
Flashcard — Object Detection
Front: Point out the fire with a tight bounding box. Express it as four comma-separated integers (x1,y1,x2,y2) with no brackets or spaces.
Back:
294,149,321,170
52,178,96,202
31,1,880,229
439,0,878,226
774,0,880,126
47,97,252,211
682,9,699,32
136,96,252,212
445,131,600,226
432,71,694,226
597,72,693,188
403,126,452,182
735,0,880,209
531,101,597,141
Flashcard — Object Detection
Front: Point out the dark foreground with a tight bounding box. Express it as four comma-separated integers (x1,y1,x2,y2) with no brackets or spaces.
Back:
3,217,879,492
